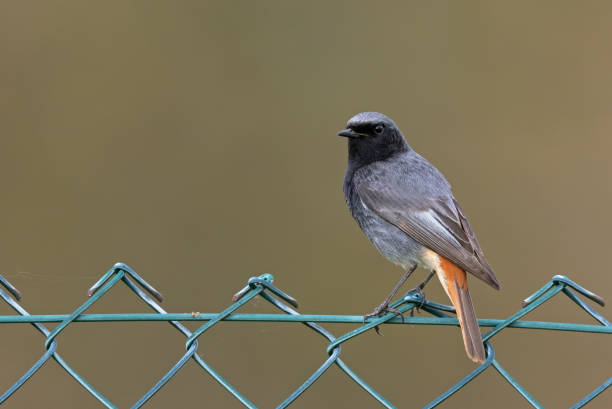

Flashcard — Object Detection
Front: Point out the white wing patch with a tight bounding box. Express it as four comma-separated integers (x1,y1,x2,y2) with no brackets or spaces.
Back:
413,209,462,248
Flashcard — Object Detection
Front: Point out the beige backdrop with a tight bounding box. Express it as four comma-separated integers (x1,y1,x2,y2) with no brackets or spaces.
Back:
1,2,610,408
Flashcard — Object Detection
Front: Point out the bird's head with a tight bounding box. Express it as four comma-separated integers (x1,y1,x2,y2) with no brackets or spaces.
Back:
338,112,409,167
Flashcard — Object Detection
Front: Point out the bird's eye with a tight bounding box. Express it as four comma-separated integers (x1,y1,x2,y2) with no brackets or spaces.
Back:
374,124,384,134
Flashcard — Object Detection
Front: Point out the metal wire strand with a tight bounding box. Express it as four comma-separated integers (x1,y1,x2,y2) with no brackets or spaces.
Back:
0,265,609,408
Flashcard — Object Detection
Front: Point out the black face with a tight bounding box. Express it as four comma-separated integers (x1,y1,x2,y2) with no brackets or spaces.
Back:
338,122,386,138
338,120,408,167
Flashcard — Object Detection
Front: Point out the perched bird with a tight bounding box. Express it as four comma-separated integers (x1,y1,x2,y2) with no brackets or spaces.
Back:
339,112,500,363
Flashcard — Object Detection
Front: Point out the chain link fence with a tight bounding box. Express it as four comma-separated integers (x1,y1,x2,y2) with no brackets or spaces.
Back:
0,263,610,408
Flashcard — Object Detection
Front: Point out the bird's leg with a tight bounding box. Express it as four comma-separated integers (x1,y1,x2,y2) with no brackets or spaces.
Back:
408,269,435,316
364,264,417,334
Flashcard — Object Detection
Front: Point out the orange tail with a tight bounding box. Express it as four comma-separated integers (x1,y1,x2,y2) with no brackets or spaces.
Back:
436,256,486,363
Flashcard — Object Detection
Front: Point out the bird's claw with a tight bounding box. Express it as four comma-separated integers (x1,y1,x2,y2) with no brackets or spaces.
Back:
407,286,427,317
363,305,405,335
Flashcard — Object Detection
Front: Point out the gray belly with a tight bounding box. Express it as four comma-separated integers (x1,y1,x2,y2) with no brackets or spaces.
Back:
350,197,423,269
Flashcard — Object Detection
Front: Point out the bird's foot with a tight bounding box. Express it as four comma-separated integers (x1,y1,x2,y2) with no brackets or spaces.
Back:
406,285,427,317
363,302,405,336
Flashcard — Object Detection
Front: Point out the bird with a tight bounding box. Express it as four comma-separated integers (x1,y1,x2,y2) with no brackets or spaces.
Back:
338,111,500,363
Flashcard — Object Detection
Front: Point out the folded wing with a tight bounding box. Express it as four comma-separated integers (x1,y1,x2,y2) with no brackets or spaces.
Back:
357,182,500,290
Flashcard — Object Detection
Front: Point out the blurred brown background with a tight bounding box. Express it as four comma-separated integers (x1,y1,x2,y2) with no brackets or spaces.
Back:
1,1,610,408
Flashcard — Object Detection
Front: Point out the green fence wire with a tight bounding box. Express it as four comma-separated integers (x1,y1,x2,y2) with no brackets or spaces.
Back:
0,262,610,408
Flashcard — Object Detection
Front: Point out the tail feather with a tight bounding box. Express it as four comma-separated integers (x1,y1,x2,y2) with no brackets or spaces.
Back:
452,280,486,363
436,256,486,363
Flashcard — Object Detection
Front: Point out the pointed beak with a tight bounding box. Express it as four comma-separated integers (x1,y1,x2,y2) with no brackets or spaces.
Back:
338,128,361,138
